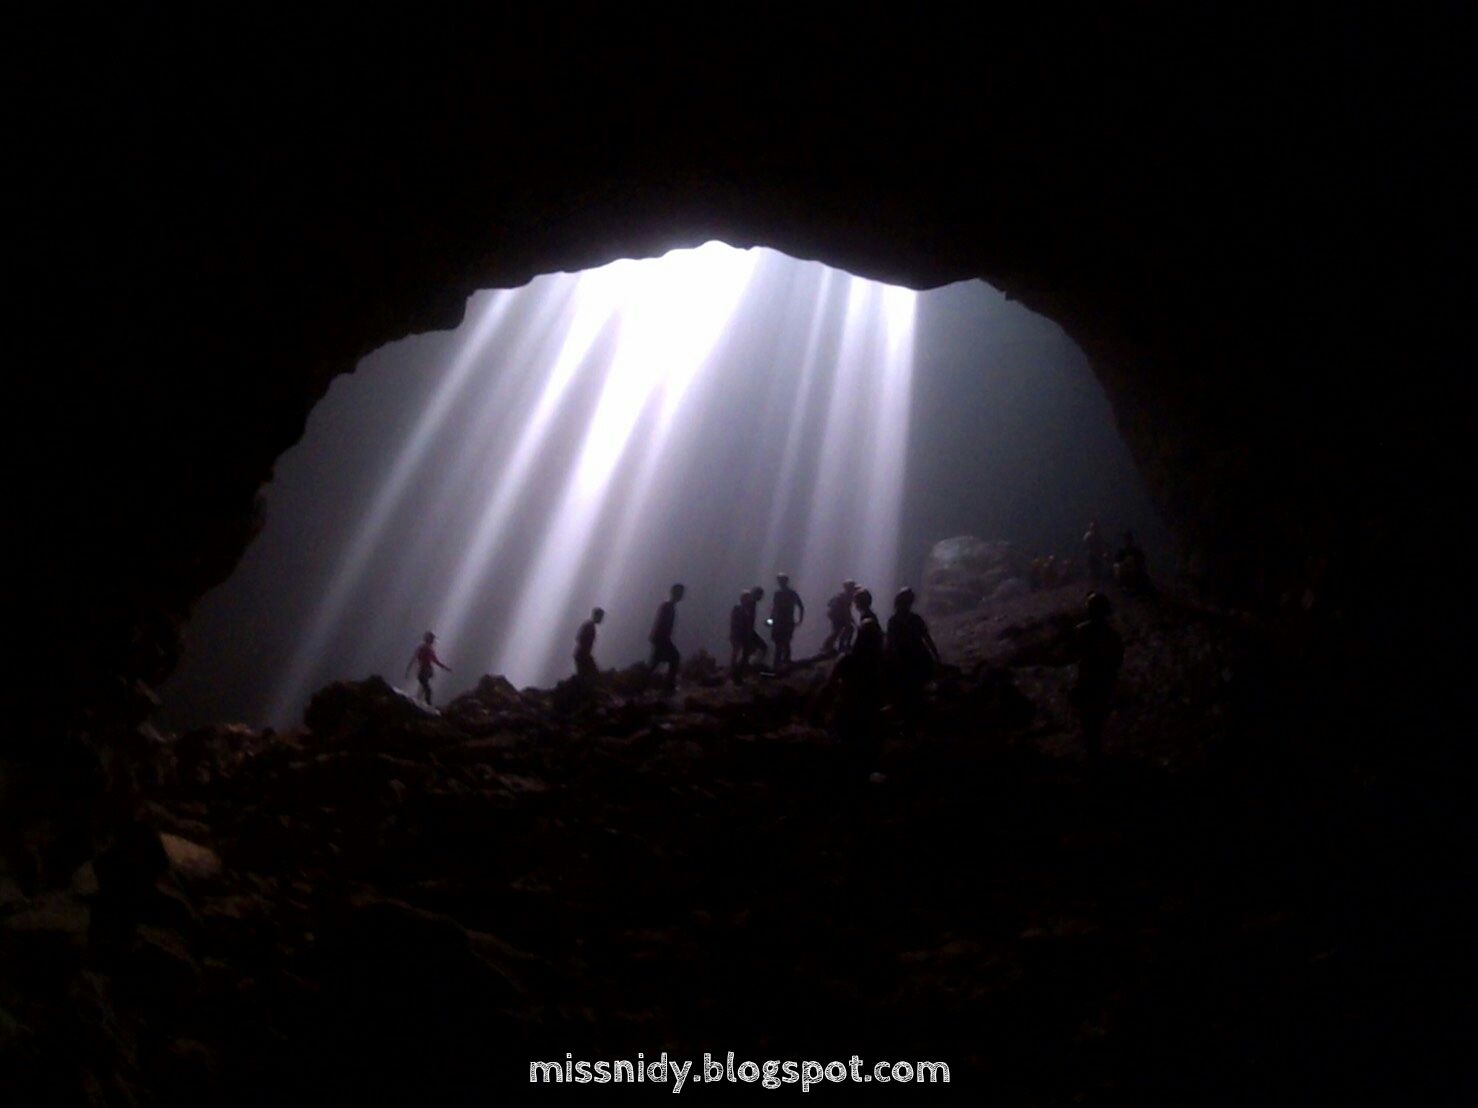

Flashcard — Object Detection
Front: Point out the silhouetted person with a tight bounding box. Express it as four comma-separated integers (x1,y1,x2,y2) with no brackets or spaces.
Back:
770,573,805,670
1114,530,1154,597
574,607,604,681
822,579,858,654
728,590,752,679
886,586,939,717
745,586,769,669
1071,591,1124,761
405,631,451,705
1083,521,1109,584
826,587,884,777
648,583,685,692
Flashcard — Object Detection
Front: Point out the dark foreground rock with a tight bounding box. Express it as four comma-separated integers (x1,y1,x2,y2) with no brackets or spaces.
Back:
3,586,1471,1105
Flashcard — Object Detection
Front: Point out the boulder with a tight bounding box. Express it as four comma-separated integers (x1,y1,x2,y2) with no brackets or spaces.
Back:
921,537,1022,616
303,676,428,739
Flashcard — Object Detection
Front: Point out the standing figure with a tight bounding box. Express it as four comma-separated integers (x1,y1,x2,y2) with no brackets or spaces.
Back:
1083,521,1109,584
822,579,858,655
405,631,451,706
1071,591,1125,761
728,590,752,679
886,586,940,717
648,583,685,692
769,573,805,670
1114,530,1154,596
745,586,769,670
826,587,885,777
574,607,604,682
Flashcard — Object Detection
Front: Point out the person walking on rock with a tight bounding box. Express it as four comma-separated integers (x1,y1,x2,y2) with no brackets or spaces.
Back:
822,579,858,655
826,587,885,778
728,590,753,679
405,631,451,706
741,586,769,672
574,607,604,682
649,583,685,693
886,586,939,718
769,573,805,671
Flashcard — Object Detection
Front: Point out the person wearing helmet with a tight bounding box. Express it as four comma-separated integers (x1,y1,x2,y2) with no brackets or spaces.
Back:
1071,591,1124,760
648,584,685,693
822,579,858,655
405,631,451,706
886,586,939,717
769,573,805,671
574,607,605,682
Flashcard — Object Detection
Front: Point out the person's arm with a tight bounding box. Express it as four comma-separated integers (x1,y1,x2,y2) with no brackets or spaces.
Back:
435,649,452,672
797,595,805,624
922,621,940,664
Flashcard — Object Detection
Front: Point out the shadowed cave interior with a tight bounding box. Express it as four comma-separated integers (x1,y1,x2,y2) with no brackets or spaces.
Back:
3,11,1472,1105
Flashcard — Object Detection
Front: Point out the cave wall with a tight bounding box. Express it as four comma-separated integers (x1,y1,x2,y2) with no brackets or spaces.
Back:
5,11,1466,884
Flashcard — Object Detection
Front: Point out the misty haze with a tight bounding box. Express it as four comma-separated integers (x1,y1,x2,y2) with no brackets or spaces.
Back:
161,244,1168,731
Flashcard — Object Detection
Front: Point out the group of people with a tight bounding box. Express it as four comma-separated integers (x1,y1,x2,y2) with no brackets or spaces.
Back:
626,574,887,694
726,575,805,680
564,575,942,707
1029,522,1153,597
405,553,1130,769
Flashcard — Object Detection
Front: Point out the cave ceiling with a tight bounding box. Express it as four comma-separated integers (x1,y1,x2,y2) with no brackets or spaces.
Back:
5,9,1466,713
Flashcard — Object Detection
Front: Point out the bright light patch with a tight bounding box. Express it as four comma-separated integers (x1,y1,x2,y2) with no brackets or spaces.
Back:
266,243,918,716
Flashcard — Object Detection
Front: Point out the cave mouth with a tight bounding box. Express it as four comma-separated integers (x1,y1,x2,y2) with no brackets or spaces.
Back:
160,243,1167,731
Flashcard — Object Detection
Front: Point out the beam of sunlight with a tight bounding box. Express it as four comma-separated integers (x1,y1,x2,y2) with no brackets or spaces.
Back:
494,242,760,680
265,243,919,720
855,283,918,594
266,292,514,723
429,270,627,650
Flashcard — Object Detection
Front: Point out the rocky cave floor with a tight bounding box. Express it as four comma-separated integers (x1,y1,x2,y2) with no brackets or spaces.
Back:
3,585,1472,1105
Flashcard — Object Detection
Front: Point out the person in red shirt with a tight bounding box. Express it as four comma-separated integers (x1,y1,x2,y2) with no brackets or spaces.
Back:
405,631,451,705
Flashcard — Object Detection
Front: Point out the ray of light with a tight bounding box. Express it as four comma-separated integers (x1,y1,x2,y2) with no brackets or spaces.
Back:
428,267,629,650
266,244,919,716
756,266,837,576
493,242,760,680
266,291,514,723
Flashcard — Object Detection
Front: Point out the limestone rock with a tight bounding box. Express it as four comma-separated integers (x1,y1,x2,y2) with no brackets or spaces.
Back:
921,537,1022,616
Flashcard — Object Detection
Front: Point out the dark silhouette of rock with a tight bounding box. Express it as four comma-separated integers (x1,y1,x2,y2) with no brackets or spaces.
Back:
6,576,1472,1102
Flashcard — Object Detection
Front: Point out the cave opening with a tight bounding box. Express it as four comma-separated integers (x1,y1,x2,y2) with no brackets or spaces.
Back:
160,242,1168,732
